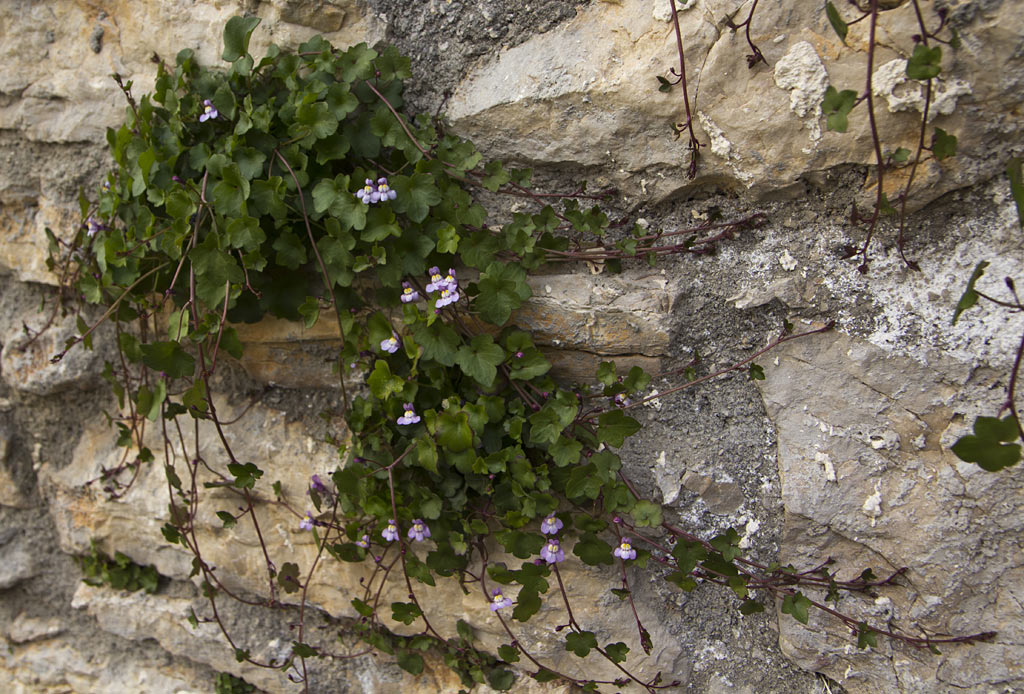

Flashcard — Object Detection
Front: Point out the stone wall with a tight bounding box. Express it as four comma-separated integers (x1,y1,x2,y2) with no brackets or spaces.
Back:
1,1,1023,693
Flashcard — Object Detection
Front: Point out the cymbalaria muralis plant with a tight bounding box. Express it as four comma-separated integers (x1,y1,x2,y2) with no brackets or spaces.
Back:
45,10,1007,693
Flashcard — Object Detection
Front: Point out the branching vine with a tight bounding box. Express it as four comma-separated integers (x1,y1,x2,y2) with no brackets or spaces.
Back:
46,11,1007,694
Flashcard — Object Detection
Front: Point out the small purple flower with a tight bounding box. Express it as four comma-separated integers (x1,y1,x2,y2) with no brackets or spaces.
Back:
434,286,460,309
540,538,564,564
380,333,400,353
356,179,377,204
614,393,632,408
356,534,370,549
375,177,397,202
299,512,315,531
489,588,514,611
199,99,218,122
515,351,524,359
540,514,563,535
397,403,421,425
407,519,431,542
400,282,420,303
310,474,328,494
425,266,445,293
85,216,103,238
613,539,637,561
382,520,399,542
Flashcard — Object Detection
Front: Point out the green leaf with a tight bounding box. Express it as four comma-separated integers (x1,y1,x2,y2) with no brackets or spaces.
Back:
295,101,339,141
1008,157,1024,231
533,669,559,683
825,2,848,45
951,260,989,325
631,500,662,528
455,335,505,387
413,321,460,366
906,44,942,81
498,644,520,663
573,533,614,566
528,392,578,446
748,363,765,380
216,511,237,529
391,601,423,625
596,409,641,447
277,562,301,594
481,160,511,192
437,411,473,452
390,173,441,223
822,86,857,133
396,651,424,676
710,527,742,562
892,147,911,163
781,592,812,625
548,436,582,467
487,669,516,691
951,415,1022,471
564,631,598,658
932,128,957,161
604,642,630,664
436,224,460,254
222,16,261,62
227,462,263,490
857,622,878,649
312,175,367,231
140,341,195,379
740,599,765,615
473,262,532,326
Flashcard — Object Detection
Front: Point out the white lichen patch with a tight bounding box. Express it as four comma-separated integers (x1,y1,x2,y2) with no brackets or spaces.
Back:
697,111,732,159
815,451,837,482
653,0,694,21
872,59,972,121
861,483,883,527
779,249,798,271
773,41,828,141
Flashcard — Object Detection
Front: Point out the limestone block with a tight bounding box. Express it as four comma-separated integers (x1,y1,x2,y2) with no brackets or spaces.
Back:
6,614,66,644
447,0,1024,205
755,330,1024,694
1,312,108,396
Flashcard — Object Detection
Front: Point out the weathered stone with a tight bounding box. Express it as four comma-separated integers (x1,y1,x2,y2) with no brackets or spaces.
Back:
0,631,222,694
42,394,699,689
1,312,108,396
448,0,1024,206
0,542,36,589
755,330,1024,694
6,614,66,644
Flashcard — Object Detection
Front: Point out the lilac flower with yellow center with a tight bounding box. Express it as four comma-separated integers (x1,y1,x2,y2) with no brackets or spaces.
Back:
380,333,400,353
614,393,632,408
489,588,513,611
356,179,376,204
397,403,420,425
382,520,399,542
425,266,446,293
375,177,396,201
540,514,563,535
400,282,420,303
299,512,315,531
613,539,637,561
199,99,218,122
85,216,103,238
407,519,430,542
435,286,460,309
356,535,370,549
540,538,564,564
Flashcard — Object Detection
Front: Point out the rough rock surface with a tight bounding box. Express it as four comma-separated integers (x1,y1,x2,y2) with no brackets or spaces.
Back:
1,0,1023,693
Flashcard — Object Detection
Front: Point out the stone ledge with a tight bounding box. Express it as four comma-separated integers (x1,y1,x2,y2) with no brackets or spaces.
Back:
230,271,676,387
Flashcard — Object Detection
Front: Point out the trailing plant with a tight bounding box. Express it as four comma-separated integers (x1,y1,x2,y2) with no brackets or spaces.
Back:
75,541,160,594
48,15,996,693
215,672,256,694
